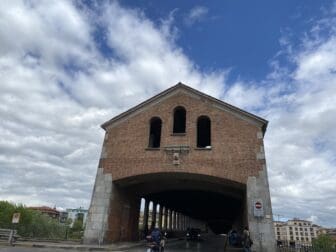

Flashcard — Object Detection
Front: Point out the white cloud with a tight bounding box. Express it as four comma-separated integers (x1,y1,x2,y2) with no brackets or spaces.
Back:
0,0,335,229
184,6,208,26
222,8,336,227
0,0,226,209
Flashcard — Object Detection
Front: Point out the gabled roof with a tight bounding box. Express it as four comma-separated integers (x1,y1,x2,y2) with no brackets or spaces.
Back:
101,82,268,134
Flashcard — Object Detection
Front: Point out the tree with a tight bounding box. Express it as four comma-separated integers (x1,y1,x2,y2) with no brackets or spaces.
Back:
312,234,335,251
0,201,67,239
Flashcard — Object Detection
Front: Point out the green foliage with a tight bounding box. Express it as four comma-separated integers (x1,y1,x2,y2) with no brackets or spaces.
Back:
72,218,83,232
0,201,15,228
0,201,67,239
312,234,336,251
67,218,84,239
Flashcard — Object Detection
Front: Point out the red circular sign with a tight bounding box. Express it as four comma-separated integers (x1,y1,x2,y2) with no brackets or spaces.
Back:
255,202,262,209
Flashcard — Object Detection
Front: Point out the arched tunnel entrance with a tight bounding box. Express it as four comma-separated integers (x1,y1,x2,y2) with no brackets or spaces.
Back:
115,172,247,237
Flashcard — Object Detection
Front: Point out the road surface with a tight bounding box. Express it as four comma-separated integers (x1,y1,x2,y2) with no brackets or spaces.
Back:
0,235,242,252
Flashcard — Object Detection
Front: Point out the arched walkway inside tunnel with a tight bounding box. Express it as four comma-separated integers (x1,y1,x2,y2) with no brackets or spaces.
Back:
116,172,248,239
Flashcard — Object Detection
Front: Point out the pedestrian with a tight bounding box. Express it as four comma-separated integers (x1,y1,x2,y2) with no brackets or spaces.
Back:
242,226,253,252
228,227,238,246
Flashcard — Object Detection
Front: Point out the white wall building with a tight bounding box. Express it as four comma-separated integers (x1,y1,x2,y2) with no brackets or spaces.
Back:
66,207,88,227
274,219,319,246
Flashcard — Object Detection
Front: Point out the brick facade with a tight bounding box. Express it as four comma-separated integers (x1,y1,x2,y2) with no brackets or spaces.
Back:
102,90,265,184
84,84,275,251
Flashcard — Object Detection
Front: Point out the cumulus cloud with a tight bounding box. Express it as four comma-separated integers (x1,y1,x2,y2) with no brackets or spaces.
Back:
0,0,335,228
0,0,226,209
223,7,336,227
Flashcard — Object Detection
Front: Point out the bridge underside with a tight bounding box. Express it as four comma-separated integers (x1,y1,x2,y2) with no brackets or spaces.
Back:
116,172,247,235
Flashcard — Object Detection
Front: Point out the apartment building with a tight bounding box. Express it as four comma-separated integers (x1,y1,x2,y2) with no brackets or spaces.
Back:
274,219,319,246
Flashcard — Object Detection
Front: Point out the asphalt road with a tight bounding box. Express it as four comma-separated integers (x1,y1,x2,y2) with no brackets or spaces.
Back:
128,235,241,252
0,235,240,252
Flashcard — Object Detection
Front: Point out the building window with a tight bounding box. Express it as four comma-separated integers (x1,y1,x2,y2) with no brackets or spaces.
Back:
173,106,186,133
197,116,211,148
148,117,162,148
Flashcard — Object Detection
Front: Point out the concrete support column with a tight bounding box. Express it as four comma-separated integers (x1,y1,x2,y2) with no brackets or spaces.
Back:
152,202,157,227
182,215,185,230
246,164,276,252
83,167,112,244
169,209,173,230
143,199,149,234
171,210,174,230
171,210,175,230
173,211,177,231
106,183,141,242
163,207,168,231
181,215,184,230
158,205,163,229
177,213,181,230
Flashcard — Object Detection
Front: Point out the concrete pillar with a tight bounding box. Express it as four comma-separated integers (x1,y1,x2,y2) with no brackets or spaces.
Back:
83,167,112,244
152,202,157,228
169,209,173,230
105,183,140,242
247,164,276,252
164,207,168,230
172,210,176,230
177,213,181,230
171,210,175,230
182,215,184,230
143,199,149,234
181,215,184,230
158,205,163,229
173,211,177,231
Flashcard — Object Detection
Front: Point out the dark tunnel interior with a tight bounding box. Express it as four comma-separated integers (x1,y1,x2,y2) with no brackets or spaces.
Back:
146,190,244,234
116,172,247,234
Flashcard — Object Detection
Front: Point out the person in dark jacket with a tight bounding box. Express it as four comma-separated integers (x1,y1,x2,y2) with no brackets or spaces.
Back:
242,226,252,252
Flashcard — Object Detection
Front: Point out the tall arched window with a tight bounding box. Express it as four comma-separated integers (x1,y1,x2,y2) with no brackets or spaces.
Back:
173,106,186,133
197,116,211,148
148,117,162,148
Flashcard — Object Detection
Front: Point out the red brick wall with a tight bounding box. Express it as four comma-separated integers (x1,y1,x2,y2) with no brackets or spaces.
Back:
101,92,265,185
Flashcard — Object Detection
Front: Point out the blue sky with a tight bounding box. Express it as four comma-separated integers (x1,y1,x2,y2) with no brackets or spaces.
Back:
0,0,336,228
96,0,326,81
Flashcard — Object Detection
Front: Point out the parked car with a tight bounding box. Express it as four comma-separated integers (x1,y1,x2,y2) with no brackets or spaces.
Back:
186,228,201,241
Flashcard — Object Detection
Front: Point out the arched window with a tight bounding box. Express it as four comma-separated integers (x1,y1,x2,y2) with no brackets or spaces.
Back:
148,117,162,148
197,116,211,148
173,106,186,133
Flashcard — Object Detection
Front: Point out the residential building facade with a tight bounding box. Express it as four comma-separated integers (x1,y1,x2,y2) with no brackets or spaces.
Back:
274,219,319,246
66,207,88,227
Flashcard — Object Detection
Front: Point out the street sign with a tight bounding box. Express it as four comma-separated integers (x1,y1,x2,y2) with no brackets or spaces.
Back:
253,199,264,217
12,213,20,223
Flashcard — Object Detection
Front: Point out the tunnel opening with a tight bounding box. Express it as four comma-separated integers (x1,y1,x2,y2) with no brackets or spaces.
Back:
146,190,244,234
115,172,247,236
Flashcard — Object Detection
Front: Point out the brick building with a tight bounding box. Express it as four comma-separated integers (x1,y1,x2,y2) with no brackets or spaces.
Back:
84,83,275,251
